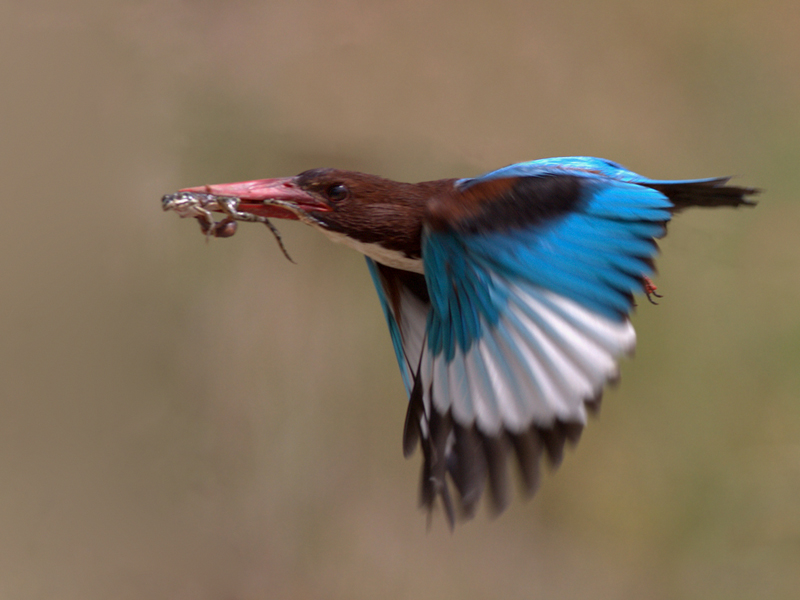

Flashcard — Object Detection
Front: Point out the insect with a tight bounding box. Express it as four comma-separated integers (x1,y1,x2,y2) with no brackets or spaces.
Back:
161,191,294,261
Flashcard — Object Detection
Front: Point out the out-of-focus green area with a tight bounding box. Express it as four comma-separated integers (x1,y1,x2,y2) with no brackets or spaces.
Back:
1,1,798,598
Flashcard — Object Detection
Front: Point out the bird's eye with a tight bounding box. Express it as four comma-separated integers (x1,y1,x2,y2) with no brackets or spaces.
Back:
326,183,349,202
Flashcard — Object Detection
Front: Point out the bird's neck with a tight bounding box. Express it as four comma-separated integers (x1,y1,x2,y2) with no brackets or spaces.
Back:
310,177,456,273
317,228,426,273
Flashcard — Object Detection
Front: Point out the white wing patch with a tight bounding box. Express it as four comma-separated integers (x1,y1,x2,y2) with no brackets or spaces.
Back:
420,279,636,436
393,283,428,391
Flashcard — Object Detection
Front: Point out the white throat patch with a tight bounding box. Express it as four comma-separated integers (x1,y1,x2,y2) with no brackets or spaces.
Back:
315,227,425,273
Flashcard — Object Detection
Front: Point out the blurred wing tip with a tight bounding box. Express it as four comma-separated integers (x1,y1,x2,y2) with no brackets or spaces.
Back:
409,403,607,526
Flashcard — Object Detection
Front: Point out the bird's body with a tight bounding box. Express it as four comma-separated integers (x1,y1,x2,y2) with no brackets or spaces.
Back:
165,156,756,526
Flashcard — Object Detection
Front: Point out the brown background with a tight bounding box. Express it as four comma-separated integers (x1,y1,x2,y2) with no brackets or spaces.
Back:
2,1,799,598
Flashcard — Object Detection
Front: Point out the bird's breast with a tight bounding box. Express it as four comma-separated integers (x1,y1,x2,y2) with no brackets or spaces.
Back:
318,228,425,273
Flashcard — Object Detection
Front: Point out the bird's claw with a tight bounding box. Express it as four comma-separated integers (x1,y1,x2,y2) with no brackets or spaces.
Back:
643,276,663,305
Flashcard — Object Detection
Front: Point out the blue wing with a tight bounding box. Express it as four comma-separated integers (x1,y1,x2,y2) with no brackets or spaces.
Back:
419,169,665,436
459,155,725,187
366,258,429,394
372,157,754,520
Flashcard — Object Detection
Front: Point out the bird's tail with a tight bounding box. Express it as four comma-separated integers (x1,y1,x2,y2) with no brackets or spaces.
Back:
645,178,759,211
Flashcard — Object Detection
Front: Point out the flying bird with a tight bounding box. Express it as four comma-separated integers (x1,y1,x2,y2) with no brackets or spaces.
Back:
163,156,756,527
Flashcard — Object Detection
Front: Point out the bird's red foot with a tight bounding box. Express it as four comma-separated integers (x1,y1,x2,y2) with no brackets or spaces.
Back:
643,276,663,305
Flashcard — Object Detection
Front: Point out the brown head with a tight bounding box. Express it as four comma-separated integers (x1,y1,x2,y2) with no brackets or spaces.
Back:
182,168,455,267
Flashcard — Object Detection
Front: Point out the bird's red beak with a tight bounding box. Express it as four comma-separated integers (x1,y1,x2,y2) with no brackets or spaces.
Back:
180,177,330,221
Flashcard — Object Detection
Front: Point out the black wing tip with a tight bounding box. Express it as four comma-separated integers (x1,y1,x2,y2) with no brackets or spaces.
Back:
479,431,512,515
402,371,426,458
402,407,421,458
741,195,759,208
410,409,594,528
727,183,760,208
650,179,761,211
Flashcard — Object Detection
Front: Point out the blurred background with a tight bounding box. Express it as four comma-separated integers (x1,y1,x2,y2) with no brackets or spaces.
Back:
1,1,799,598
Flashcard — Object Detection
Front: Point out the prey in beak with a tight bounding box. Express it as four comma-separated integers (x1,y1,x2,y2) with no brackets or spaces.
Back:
161,177,332,262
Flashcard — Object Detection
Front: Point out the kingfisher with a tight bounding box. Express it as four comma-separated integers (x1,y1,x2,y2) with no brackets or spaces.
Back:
163,156,756,527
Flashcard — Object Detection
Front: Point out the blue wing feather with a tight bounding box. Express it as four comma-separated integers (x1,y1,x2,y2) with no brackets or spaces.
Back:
424,172,672,358
459,156,725,189
366,258,413,391
373,156,753,519
370,156,747,420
